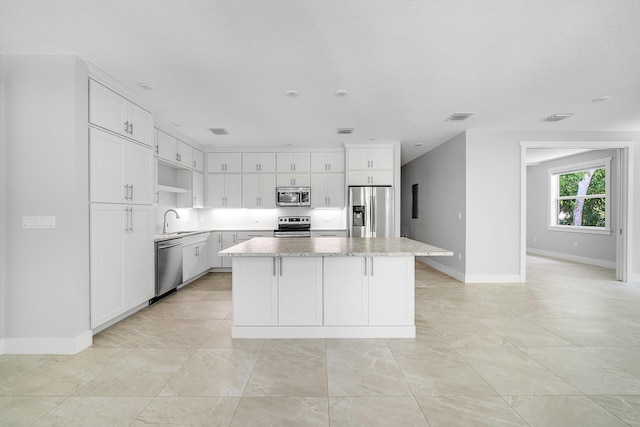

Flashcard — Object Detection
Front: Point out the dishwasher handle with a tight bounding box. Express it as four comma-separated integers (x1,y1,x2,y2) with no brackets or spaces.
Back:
158,241,182,250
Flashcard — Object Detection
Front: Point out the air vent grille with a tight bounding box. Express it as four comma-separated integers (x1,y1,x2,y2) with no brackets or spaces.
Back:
337,128,354,134
209,128,229,135
445,112,474,121
542,113,573,122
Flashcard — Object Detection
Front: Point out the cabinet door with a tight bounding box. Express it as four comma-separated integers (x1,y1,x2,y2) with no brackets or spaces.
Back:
348,148,371,170
323,257,368,325
370,171,393,186
310,174,327,207
207,175,225,207
183,244,199,282
195,242,209,275
369,257,414,325
128,206,154,307
224,174,243,207
277,152,310,172
208,153,242,173
242,174,260,208
278,257,323,326
277,174,310,187
89,80,128,138
209,232,222,268
127,103,154,147
325,173,345,207
259,174,276,208
192,171,204,208
243,153,261,172
192,149,204,172
90,128,127,203
128,142,154,205
156,129,177,163
369,148,393,170
221,232,237,268
177,140,193,168
90,204,127,328
233,257,278,326
326,152,345,172
277,153,295,173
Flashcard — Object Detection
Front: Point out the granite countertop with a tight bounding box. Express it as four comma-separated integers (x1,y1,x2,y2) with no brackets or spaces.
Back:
218,237,453,257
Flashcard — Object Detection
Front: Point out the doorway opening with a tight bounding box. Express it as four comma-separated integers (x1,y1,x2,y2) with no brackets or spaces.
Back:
520,141,634,282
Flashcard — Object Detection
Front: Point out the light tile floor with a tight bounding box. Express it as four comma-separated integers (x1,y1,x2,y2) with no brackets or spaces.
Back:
2,255,640,426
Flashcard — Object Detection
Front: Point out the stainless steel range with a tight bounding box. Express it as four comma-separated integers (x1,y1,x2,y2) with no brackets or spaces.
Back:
274,216,311,238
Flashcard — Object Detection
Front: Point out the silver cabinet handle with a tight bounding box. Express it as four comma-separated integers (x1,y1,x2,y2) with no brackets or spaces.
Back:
273,257,276,276
129,122,133,135
124,185,129,200
155,191,159,203
124,121,129,133
130,185,134,200
371,258,374,276
193,196,197,206
155,145,159,155
328,196,330,205
364,257,367,276
279,257,283,276
193,160,196,168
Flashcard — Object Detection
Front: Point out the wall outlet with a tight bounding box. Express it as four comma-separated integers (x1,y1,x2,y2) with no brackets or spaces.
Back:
458,253,462,261
457,212,462,220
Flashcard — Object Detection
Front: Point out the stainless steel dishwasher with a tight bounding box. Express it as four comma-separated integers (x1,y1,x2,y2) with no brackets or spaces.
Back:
154,239,183,301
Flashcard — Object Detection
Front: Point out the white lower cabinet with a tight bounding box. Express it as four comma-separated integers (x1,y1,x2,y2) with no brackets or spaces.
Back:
233,256,322,326
209,232,223,268
368,257,414,325
232,257,279,326
90,203,154,329
182,234,209,282
324,256,413,326
323,257,369,326
221,232,237,267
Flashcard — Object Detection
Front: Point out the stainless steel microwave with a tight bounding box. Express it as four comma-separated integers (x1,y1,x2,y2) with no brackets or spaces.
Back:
276,187,311,207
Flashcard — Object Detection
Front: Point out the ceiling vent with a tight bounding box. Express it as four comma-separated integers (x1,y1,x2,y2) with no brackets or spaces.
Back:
542,113,573,122
209,128,229,135
337,128,354,134
445,112,474,121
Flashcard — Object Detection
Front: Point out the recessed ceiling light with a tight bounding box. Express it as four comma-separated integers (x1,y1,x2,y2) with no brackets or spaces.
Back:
337,128,354,134
137,82,154,91
592,96,611,103
542,113,573,122
445,112,474,121
335,90,348,97
286,90,299,98
209,128,229,135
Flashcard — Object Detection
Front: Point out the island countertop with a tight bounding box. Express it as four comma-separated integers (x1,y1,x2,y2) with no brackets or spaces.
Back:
219,237,453,257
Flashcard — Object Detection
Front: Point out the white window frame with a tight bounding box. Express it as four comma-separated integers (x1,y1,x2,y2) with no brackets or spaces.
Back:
547,157,612,235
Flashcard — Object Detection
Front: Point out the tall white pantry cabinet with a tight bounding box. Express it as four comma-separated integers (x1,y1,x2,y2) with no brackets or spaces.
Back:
89,77,155,331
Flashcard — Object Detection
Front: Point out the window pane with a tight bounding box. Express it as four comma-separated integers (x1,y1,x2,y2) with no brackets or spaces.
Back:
582,198,606,227
587,168,606,195
557,199,575,225
558,173,581,197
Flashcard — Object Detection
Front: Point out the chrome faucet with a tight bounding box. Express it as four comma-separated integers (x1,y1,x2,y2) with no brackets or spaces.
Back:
163,209,180,234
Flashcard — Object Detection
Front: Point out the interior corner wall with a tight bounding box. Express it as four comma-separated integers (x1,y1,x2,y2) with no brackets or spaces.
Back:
466,130,640,283
401,132,466,280
4,55,91,354
0,55,6,352
526,149,618,268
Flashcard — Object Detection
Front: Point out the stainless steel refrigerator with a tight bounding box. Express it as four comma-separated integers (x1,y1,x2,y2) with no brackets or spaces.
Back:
348,186,394,237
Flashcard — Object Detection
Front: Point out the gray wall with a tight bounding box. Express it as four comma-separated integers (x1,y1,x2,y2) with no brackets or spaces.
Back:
527,149,618,266
466,130,640,282
401,132,466,276
0,55,5,349
3,55,90,352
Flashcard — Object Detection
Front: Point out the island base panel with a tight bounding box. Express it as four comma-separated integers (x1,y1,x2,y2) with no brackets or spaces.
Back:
231,325,416,339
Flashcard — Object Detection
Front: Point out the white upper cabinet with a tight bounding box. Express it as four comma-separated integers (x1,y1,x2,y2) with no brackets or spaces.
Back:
207,174,242,208
89,80,153,147
243,174,276,208
155,129,196,169
311,173,344,208
276,174,311,187
243,153,276,173
311,152,344,172
90,128,153,205
208,152,242,173
192,148,204,172
348,147,393,171
277,152,311,173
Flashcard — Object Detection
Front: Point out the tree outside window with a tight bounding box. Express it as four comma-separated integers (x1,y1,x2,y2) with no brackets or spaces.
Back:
549,157,611,233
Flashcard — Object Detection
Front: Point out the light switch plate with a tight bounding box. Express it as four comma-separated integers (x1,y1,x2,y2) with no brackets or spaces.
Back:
23,216,56,229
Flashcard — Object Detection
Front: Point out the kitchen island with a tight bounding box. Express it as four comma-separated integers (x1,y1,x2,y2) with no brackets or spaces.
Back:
219,237,453,338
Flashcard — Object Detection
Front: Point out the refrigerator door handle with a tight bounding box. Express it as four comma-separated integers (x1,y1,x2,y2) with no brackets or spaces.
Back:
371,195,376,235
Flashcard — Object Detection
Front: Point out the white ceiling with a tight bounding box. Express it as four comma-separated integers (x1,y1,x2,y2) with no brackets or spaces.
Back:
1,1,639,164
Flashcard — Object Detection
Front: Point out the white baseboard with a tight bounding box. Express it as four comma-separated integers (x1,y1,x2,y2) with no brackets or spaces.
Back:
527,247,616,269
416,256,465,282
3,330,92,355
416,257,523,284
0,338,4,355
